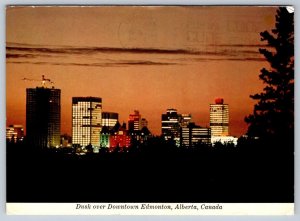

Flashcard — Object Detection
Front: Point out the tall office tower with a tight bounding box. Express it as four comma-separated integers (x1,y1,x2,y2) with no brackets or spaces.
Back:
161,109,180,144
128,110,141,132
26,87,61,148
72,97,102,148
102,112,118,130
210,98,229,136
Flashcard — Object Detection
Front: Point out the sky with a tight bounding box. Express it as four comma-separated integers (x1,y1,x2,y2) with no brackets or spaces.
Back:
6,6,278,136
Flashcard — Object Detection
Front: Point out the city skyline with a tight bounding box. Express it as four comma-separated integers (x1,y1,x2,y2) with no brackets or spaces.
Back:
6,6,294,210
6,6,278,136
9,87,231,138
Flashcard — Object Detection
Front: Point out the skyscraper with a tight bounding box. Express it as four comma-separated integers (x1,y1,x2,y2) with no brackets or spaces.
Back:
210,98,229,136
72,97,102,148
26,87,61,148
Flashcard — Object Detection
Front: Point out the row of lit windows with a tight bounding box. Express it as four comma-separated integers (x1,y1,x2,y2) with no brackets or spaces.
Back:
72,117,93,121
211,126,229,131
210,115,229,119
211,126,228,129
210,112,229,115
211,120,229,124
72,112,101,116
102,119,117,126
211,126,229,135
161,120,179,123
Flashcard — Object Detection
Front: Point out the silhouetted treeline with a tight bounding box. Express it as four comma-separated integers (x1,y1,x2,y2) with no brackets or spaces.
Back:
7,136,293,203
245,7,294,154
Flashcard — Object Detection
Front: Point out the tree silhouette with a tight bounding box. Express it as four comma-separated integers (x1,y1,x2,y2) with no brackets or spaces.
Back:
245,7,294,147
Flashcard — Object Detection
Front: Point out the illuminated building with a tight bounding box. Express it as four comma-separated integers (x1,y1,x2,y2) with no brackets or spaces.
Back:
180,123,211,147
100,122,132,150
110,126,131,151
6,125,24,142
162,109,210,147
6,127,17,142
210,98,229,136
211,136,238,146
26,87,61,148
161,108,181,145
102,112,118,130
100,126,110,148
128,110,141,132
72,97,102,149
128,111,149,142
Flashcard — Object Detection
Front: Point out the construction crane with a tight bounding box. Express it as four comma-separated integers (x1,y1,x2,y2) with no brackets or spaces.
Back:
22,75,54,87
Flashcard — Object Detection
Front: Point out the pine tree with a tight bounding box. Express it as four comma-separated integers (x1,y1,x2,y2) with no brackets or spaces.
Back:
245,7,294,145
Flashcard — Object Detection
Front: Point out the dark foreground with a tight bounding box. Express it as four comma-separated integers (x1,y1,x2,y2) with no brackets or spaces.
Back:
7,142,293,203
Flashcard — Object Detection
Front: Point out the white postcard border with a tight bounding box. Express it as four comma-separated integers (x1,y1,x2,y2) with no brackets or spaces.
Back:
2,0,299,220
6,203,294,215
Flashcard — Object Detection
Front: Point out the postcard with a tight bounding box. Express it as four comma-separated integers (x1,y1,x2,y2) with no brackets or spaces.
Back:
6,5,294,215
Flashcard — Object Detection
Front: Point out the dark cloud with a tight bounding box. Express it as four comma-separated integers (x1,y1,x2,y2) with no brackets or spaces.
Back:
6,42,261,56
7,45,194,56
6,42,266,66
6,53,37,59
7,60,178,67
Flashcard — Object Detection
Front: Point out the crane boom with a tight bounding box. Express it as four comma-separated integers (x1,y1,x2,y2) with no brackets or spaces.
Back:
22,75,54,87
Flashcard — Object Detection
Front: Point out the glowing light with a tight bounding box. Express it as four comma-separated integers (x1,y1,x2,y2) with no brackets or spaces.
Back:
286,6,294,13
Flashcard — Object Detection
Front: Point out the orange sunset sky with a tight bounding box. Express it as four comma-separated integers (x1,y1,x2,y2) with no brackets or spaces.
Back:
6,6,277,136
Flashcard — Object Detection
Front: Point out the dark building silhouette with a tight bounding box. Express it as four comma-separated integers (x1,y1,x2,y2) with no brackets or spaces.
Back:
26,87,61,148
141,118,148,128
